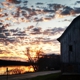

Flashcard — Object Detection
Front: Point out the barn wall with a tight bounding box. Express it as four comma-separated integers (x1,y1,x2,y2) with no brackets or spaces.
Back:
60,18,80,73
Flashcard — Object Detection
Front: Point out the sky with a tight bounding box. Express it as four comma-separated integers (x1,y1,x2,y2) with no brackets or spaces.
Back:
0,0,80,62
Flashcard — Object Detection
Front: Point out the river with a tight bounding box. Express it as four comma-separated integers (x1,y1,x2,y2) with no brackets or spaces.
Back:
0,65,34,75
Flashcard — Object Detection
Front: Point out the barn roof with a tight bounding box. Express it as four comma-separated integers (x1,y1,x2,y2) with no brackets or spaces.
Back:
57,15,80,42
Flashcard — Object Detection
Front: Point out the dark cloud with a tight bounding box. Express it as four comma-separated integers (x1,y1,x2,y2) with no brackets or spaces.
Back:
6,0,21,4
51,27,65,33
74,8,80,13
30,27,42,35
34,17,43,22
47,3,64,11
47,4,55,10
0,29,17,42
36,2,44,5
61,6,74,15
10,29,18,32
0,26,4,32
0,26,5,29
33,27,41,32
0,33,6,38
34,37,55,43
23,0,28,4
5,33,11,36
13,31,27,37
0,27,28,42
0,28,12,39
21,10,27,16
43,27,65,35
2,29,9,33
75,1,80,4
20,6,31,11
13,33,27,37
0,23,2,25
4,13,8,16
5,37,16,42
43,9,54,13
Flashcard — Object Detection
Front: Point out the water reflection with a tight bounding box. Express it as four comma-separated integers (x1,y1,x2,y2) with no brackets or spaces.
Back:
0,65,34,75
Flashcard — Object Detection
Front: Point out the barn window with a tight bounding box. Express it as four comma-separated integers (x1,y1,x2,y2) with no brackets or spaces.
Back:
69,45,73,52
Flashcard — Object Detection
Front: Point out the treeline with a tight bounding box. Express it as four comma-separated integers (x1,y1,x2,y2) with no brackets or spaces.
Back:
0,59,36,66
37,54,61,71
0,54,61,71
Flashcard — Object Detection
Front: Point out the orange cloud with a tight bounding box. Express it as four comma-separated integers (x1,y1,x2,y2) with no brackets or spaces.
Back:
6,0,21,4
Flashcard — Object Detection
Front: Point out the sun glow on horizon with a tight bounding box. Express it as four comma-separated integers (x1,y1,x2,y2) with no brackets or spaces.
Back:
0,39,59,61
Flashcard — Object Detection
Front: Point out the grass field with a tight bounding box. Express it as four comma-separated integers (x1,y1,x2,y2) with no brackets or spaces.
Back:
27,72,61,80
22,72,80,80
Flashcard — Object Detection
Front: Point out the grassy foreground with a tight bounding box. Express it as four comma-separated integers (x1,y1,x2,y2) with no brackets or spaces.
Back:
30,72,61,80
22,72,80,80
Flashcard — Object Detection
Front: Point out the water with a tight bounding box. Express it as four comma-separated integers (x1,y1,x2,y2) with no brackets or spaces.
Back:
0,65,34,75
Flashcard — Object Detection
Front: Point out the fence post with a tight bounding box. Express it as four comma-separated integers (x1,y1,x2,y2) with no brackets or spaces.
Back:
6,67,8,80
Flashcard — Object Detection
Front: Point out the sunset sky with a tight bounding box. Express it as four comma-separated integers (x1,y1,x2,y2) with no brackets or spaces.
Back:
0,0,80,61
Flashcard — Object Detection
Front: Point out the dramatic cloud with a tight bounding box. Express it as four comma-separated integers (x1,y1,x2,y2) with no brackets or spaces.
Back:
75,1,80,4
74,8,80,13
36,2,44,5
6,0,21,4
0,23,3,25
23,0,28,4
30,27,42,34
0,0,80,61
47,3,64,11
43,27,65,35
0,33,6,38
0,0,79,28
61,6,74,15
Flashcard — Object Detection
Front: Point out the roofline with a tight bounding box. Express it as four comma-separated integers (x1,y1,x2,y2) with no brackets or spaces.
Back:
57,15,80,42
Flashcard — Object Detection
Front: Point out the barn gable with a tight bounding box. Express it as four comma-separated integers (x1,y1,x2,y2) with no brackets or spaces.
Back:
57,15,80,42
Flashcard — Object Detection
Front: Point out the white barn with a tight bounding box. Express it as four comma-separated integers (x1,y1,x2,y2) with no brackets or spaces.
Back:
57,15,80,73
